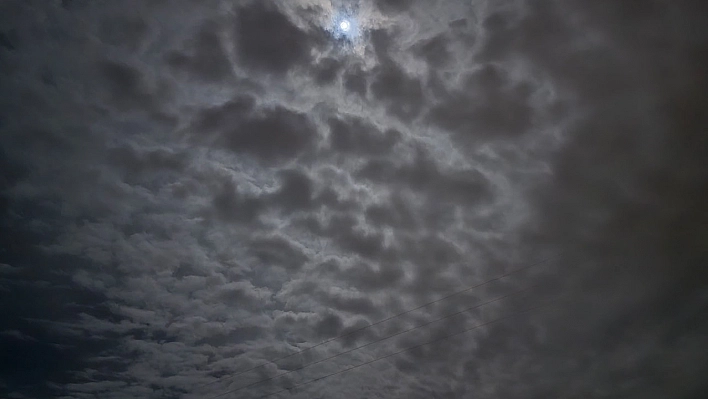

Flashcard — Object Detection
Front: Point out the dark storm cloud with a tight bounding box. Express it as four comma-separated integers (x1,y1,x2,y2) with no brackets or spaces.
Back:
97,13,148,51
97,60,170,113
0,216,125,398
212,281,272,309
371,62,425,120
427,64,535,141
312,311,344,338
270,169,315,212
448,17,468,29
357,147,493,209
343,65,368,97
370,27,395,61
192,96,318,164
2,0,707,398
318,288,382,318
366,28,426,120
230,105,318,163
315,185,360,213
298,214,390,260
311,57,342,85
477,0,703,107
165,23,233,82
364,193,418,230
192,95,256,133
211,177,265,225
328,114,401,155
487,0,708,284
401,234,460,271
106,145,187,186
248,234,309,272
282,278,382,318
374,0,412,14
0,29,18,51
450,1,708,397
234,1,313,75
412,33,451,67
341,260,406,293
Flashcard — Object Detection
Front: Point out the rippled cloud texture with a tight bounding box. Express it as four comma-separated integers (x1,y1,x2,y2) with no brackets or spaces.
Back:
1,0,707,398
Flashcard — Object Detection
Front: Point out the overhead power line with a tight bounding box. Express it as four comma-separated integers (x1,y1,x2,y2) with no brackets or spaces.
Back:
203,286,539,399
196,258,549,393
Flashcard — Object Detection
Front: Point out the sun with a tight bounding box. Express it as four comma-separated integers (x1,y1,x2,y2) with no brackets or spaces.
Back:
328,7,361,43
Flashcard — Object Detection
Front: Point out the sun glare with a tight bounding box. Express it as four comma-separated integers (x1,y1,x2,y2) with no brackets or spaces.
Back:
329,7,361,44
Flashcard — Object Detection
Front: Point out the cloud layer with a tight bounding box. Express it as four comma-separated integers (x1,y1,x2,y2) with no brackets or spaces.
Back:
1,0,707,398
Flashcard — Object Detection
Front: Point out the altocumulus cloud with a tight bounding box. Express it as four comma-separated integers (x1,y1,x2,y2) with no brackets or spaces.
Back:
1,0,707,398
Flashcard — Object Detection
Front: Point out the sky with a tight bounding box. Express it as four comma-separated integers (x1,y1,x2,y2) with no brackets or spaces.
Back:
1,0,707,398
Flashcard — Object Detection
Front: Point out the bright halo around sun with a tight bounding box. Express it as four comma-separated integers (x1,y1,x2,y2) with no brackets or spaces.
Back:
331,11,360,41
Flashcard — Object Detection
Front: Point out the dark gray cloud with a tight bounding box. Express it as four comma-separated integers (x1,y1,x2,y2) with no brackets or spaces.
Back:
367,29,427,120
230,105,318,163
427,64,535,140
97,12,148,51
311,57,342,85
371,62,424,120
343,65,368,97
0,29,18,51
248,234,309,272
191,95,256,133
192,95,318,164
328,114,401,155
364,193,418,230
1,0,707,398
412,33,451,67
297,213,391,261
166,23,233,82
374,0,413,14
97,59,172,114
210,177,266,225
234,2,314,75
106,145,187,187
356,146,493,210
271,169,316,212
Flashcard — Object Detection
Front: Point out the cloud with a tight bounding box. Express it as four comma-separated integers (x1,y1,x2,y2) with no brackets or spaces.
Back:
96,12,149,51
210,176,266,224
328,114,401,155
427,64,535,141
356,146,493,210
311,57,343,85
374,0,412,14
1,0,707,398
364,192,418,230
412,33,452,67
343,65,368,96
270,169,316,212
166,23,233,82
371,57,425,121
233,2,314,75
248,233,309,272
0,29,18,51
192,96,319,165
97,60,159,111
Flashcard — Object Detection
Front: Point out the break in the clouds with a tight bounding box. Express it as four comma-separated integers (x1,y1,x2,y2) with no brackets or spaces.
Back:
1,0,707,398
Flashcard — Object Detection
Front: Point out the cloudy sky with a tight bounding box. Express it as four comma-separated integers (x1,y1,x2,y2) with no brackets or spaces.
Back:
1,0,707,398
